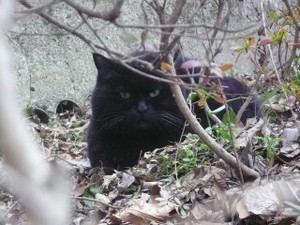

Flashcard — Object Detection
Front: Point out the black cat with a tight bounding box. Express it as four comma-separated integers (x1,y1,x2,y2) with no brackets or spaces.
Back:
88,51,262,172
88,52,186,173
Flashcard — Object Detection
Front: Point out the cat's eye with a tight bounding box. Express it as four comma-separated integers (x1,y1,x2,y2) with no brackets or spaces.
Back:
149,89,160,98
120,92,130,99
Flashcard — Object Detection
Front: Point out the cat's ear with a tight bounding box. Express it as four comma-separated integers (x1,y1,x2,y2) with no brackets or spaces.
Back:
93,53,113,71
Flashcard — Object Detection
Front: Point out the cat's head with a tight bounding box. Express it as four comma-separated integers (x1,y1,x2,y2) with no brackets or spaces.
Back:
91,51,184,136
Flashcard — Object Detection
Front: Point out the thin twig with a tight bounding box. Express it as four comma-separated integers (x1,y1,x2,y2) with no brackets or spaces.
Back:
64,0,124,21
15,0,61,18
169,76,259,178
152,0,259,179
74,197,122,209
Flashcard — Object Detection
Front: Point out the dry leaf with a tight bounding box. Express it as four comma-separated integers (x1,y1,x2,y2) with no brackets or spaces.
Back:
118,172,135,190
282,128,300,147
197,98,207,107
114,198,175,224
95,193,111,212
190,201,225,222
213,95,225,104
280,144,300,158
219,64,233,72
161,62,175,73
236,176,300,218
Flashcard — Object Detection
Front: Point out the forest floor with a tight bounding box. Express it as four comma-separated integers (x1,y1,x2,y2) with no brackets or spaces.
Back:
1,99,300,225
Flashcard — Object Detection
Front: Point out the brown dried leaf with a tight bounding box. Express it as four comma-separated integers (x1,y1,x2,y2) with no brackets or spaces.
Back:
282,128,300,147
213,95,225,104
197,97,207,107
95,193,110,212
236,176,300,218
280,144,300,158
74,183,86,197
213,174,228,191
117,172,135,190
160,62,175,73
235,198,250,219
114,198,175,224
219,63,233,72
181,167,209,191
190,201,225,222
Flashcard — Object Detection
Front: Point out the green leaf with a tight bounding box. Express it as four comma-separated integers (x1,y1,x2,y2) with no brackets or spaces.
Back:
82,184,101,208
222,108,236,124
266,10,278,20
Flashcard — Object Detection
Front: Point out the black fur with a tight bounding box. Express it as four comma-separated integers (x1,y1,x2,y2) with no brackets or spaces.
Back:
88,52,185,173
88,51,262,172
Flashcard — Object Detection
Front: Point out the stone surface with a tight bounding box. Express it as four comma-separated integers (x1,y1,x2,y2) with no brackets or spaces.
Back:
10,0,282,112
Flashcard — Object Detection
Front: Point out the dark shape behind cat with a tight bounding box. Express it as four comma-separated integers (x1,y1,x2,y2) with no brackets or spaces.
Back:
174,56,263,127
88,51,262,173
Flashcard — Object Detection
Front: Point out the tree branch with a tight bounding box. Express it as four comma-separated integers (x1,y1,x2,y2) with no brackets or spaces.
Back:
64,0,124,21
169,82,259,178
0,1,70,224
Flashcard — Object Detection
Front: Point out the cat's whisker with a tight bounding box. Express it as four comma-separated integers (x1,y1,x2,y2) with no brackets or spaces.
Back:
98,115,125,132
160,113,184,130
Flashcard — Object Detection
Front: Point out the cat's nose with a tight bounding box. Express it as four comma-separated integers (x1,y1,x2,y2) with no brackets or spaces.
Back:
137,100,148,113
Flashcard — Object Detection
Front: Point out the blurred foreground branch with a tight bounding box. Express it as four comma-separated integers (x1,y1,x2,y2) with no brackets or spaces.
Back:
0,0,70,224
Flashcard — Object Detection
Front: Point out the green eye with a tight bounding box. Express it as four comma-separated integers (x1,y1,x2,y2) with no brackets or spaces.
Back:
149,89,160,97
120,92,130,99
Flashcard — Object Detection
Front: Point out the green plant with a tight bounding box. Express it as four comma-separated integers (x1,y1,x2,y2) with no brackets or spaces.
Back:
82,183,102,208
157,135,212,178
285,54,300,99
175,144,200,174
257,135,281,160
158,152,173,175
227,68,240,78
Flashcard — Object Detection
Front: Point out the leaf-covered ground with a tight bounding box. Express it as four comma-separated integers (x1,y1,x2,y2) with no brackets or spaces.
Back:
1,95,300,225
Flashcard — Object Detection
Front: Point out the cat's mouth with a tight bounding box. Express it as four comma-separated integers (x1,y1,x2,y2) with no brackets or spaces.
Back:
133,119,151,129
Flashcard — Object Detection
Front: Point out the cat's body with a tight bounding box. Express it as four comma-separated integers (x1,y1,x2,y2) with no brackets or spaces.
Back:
88,51,262,172
88,52,185,172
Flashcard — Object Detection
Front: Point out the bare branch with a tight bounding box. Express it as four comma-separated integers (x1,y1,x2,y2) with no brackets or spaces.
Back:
169,77,260,178
0,0,51,184
18,0,98,52
282,0,300,75
204,102,223,125
0,1,70,224
161,0,187,47
0,164,70,225
114,20,259,34
153,1,260,179
15,0,61,18
282,0,300,30
64,0,124,21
